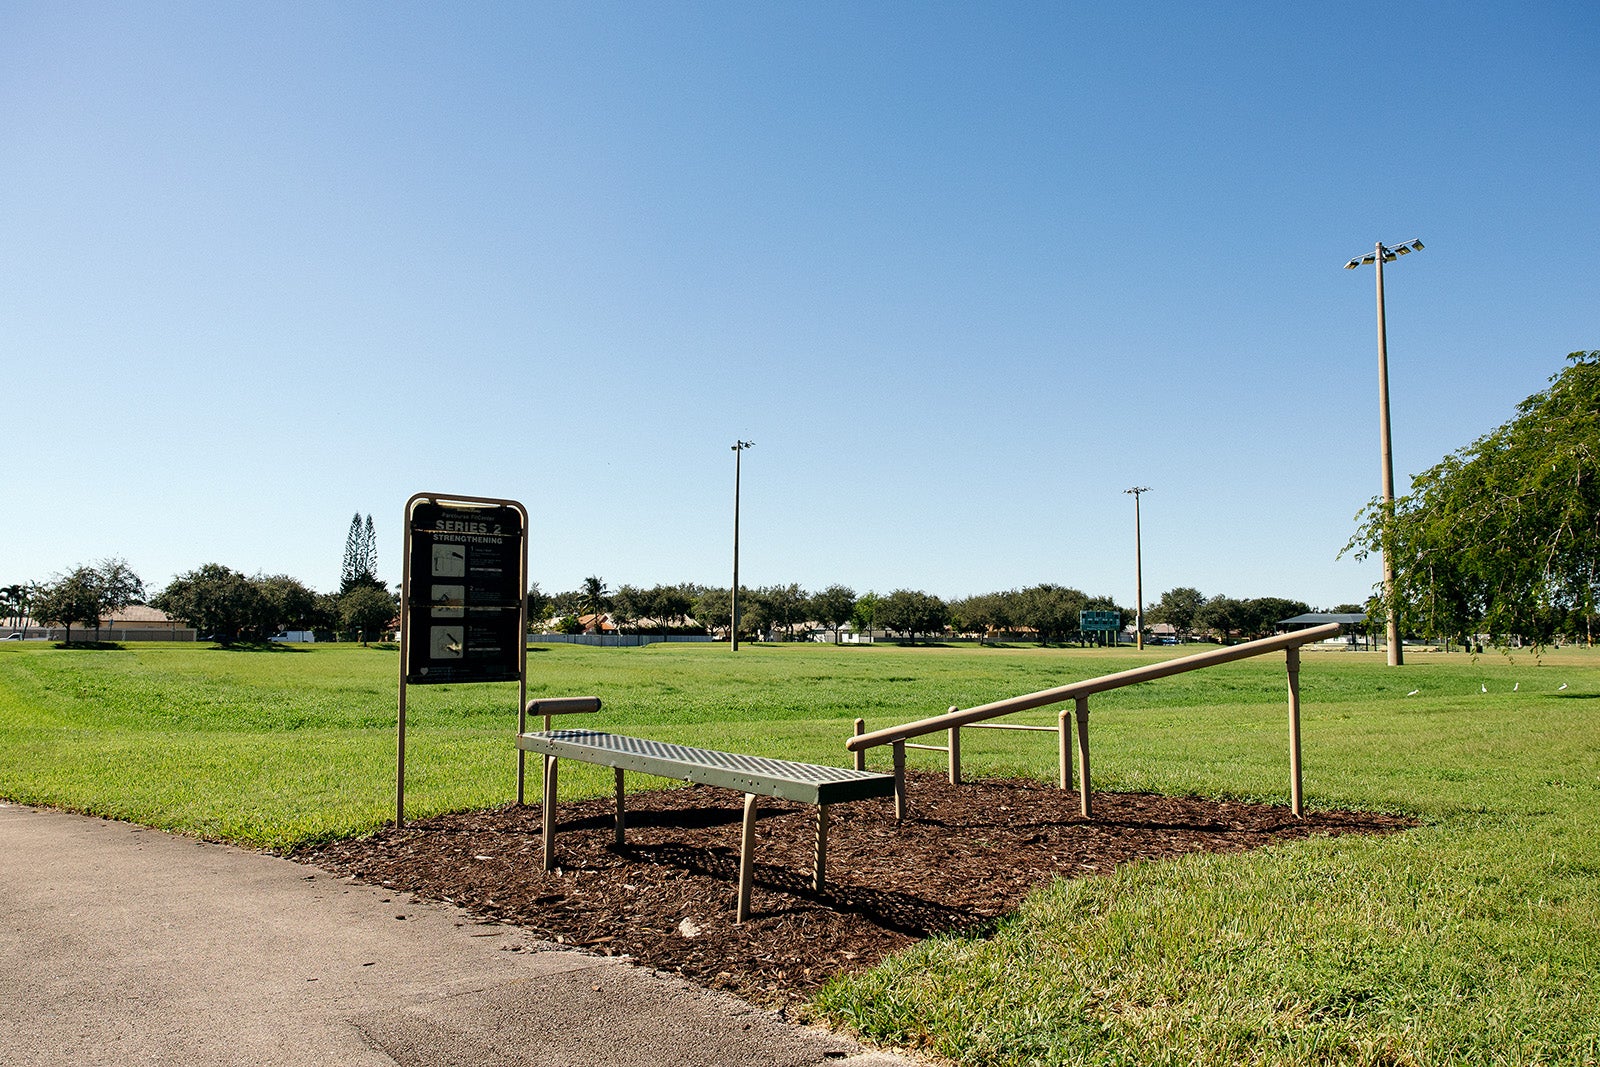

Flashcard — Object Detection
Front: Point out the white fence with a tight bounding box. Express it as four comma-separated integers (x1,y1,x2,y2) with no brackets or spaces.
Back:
15,627,198,642
530,633,716,648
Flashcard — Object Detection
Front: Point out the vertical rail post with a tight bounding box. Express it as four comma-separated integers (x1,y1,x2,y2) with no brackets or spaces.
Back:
852,718,866,771
1058,708,1071,789
892,740,907,822
1286,646,1304,817
515,693,526,807
541,755,559,871
1075,696,1092,819
737,792,759,923
396,682,408,828
947,706,961,785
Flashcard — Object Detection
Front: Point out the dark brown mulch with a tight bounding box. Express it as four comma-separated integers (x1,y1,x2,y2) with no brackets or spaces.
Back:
300,772,1413,1006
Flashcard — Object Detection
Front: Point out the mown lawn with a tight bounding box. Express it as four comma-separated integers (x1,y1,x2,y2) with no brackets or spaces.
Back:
1,638,1597,1064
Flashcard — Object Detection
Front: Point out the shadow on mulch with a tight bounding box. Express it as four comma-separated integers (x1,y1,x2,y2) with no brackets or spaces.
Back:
301,771,1414,1006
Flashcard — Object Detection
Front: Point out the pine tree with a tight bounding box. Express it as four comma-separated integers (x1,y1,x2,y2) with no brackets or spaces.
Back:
341,513,364,593
361,515,378,583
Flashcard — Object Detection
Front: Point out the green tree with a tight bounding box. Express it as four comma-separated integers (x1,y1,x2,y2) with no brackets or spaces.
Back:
154,564,268,645
548,589,584,619
580,576,611,631
851,591,880,636
809,584,856,643
1149,587,1206,640
948,591,1017,639
755,583,807,640
1195,595,1245,643
256,574,319,635
525,583,551,631
92,559,145,640
340,584,398,645
0,584,21,629
610,584,646,634
1239,597,1311,639
692,587,732,639
31,561,144,643
646,583,696,638
32,567,103,643
1346,351,1600,647
311,592,343,638
341,512,381,593
876,589,949,645
1014,584,1087,645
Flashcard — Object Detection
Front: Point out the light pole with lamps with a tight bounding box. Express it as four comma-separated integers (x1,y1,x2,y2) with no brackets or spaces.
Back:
730,440,753,651
1344,238,1424,666
1124,486,1150,650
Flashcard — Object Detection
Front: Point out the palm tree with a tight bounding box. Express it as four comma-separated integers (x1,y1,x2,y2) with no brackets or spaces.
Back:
581,576,610,633
1,584,22,629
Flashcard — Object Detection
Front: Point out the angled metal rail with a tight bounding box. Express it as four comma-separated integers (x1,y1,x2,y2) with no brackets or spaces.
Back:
845,622,1343,819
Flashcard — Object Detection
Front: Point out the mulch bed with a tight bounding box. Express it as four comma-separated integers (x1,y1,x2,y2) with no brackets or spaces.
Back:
301,772,1413,1006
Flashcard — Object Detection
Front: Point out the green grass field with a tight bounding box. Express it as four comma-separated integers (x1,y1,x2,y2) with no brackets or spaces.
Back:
2,638,1597,1065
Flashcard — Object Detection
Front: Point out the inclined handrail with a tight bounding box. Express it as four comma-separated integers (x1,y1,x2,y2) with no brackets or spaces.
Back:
845,622,1342,752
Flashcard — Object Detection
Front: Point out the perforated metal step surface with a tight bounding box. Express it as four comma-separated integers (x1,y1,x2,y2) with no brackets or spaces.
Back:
517,729,895,805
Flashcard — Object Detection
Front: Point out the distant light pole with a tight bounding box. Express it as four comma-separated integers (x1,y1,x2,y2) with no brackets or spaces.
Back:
1344,238,1424,667
730,440,753,651
1124,486,1150,650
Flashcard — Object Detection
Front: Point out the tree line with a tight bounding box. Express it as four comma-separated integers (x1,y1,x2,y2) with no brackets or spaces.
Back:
529,579,1338,645
7,519,1360,650
10,512,399,646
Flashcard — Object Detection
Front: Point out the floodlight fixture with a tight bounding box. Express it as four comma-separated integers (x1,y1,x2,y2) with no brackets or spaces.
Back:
1343,238,1425,665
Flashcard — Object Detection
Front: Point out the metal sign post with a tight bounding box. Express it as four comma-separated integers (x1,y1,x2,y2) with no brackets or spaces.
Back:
397,493,528,827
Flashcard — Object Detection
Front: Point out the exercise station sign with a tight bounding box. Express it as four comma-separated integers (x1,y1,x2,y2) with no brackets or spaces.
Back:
402,494,527,685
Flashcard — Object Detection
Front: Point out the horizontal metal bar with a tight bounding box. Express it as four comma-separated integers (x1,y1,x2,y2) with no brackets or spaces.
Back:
969,723,1056,733
847,623,1341,752
525,696,603,716
904,743,948,752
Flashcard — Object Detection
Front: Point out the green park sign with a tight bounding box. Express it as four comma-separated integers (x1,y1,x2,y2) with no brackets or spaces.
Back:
1079,610,1121,633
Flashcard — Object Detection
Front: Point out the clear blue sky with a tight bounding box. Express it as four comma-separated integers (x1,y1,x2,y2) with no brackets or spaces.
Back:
5,2,1595,609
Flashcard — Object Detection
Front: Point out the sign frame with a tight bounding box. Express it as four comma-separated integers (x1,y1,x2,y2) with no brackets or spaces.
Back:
1079,610,1122,633
397,492,529,827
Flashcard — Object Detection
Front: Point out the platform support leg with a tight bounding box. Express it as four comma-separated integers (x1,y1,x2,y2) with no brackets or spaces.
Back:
614,767,626,846
1287,647,1304,818
1075,697,1092,819
541,754,558,871
813,805,829,892
737,793,759,924
892,741,907,822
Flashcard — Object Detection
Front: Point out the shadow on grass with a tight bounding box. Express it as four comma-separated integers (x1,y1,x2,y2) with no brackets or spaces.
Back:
53,641,126,651
208,641,308,653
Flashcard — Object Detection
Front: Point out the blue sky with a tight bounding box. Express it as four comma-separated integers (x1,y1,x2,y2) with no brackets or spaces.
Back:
4,2,1595,608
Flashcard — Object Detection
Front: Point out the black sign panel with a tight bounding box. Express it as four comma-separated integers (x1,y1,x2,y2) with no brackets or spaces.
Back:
405,499,524,684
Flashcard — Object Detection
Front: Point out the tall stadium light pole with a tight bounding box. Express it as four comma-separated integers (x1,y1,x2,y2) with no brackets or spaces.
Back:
1124,486,1150,650
730,440,754,651
1345,238,1424,666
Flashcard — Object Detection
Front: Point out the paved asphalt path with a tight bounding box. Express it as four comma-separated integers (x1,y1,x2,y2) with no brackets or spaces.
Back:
0,802,921,1067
